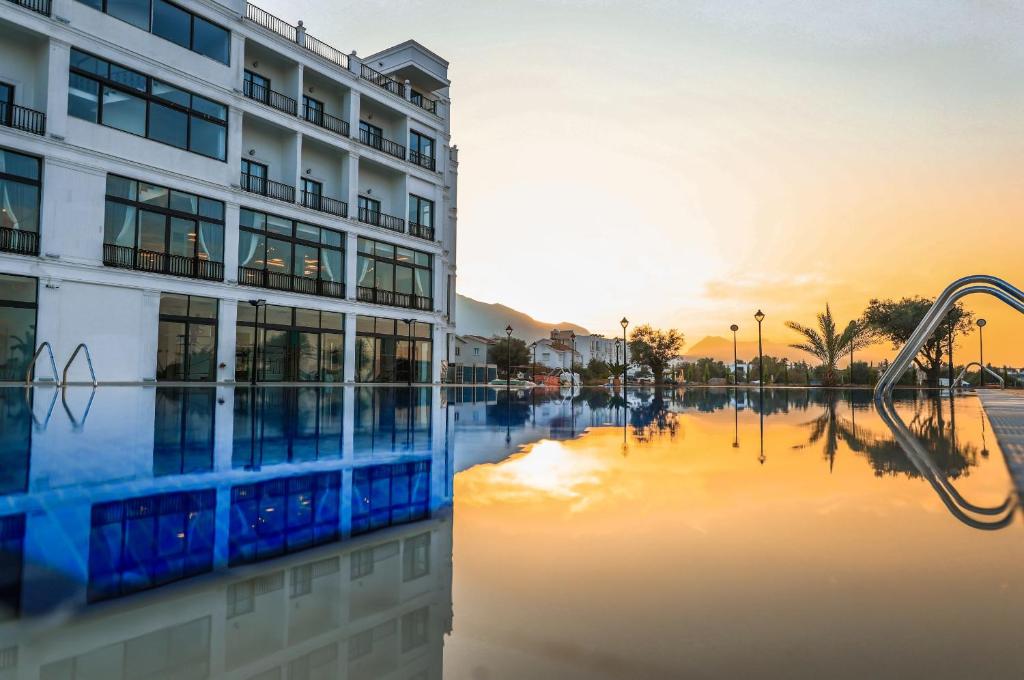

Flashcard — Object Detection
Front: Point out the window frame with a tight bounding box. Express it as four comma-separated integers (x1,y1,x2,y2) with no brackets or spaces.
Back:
68,48,228,161
408,194,434,229
356,236,433,301
235,303,345,383
0,274,39,382
156,293,219,382
0,146,42,237
237,207,345,286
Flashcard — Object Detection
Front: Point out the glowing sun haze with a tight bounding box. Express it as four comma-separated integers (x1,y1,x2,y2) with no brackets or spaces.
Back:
264,0,1024,363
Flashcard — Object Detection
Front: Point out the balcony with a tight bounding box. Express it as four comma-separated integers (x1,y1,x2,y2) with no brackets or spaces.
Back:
240,172,296,203
103,244,225,282
1,103,46,136
0,227,39,256
238,266,345,299
302,105,349,137
245,3,350,70
360,64,405,98
409,222,434,241
357,286,431,311
408,150,435,172
358,128,406,161
4,0,50,16
300,190,347,218
243,79,297,116
358,207,404,233
410,92,438,116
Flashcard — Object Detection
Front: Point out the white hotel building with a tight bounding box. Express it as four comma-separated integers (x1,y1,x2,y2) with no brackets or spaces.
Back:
0,0,457,384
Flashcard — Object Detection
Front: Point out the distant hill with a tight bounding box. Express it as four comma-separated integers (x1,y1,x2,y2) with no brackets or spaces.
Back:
683,335,803,363
456,294,589,342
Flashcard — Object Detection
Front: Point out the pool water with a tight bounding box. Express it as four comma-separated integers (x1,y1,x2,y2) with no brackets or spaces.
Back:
0,386,1021,679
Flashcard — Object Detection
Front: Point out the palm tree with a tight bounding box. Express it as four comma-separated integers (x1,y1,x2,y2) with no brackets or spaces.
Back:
785,304,859,386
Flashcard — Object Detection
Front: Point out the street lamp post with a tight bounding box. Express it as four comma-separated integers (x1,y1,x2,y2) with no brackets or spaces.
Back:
620,317,629,400
783,358,789,385
754,310,765,386
248,298,266,385
570,331,576,391
505,325,513,393
730,324,739,385
947,312,954,389
977,318,986,387
530,341,537,383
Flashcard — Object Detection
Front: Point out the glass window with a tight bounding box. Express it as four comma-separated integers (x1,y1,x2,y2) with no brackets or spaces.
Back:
152,80,190,107
169,190,198,214
103,202,136,247
198,222,223,262
238,209,344,298
102,86,146,136
169,217,196,257
138,210,166,253
139,183,169,207
198,197,223,221
0,177,40,233
106,175,137,200
191,96,226,121
190,115,227,160
237,231,265,268
0,274,37,382
68,73,99,123
157,294,217,382
235,304,344,382
107,0,151,30
69,50,107,77
152,0,191,49
108,64,147,93
0,149,40,181
148,102,188,149
192,16,230,64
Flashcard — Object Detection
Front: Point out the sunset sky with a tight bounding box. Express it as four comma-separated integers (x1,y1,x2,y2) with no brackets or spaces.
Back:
266,0,1024,364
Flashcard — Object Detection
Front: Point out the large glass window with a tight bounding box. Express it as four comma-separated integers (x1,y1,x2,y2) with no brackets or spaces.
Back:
75,0,230,65
156,294,218,381
0,148,41,256
238,208,344,298
235,303,344,383
355,315,432,383
409,130,435,170
0,274,37,382
408,194,434,240
104,174,224,280
356,237,432,310
69,49,228,160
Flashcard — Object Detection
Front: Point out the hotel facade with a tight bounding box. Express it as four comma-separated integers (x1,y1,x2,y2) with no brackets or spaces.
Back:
0,0,457,384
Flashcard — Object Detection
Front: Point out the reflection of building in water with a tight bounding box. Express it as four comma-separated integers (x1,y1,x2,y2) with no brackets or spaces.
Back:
0,385,452,680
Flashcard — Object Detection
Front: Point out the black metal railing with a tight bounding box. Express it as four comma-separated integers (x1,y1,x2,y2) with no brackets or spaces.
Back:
104,244,225,281
240,172,296,203
0,227,39,256
357,286,431,311
409,222,435,241
243,79,297,115
5,0,50,16
358,207,405,233
238,266,344,298
245,3,296,41
303,33,350,70
408,150,436,171
411,93,438,116
300,191,347,217
360,64,405,98
358,128,406,160
302,105,349,136
1,103,46,136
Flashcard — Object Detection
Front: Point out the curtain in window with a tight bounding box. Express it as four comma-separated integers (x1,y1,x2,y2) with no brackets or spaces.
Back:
0,181,38,232
104,202,136,246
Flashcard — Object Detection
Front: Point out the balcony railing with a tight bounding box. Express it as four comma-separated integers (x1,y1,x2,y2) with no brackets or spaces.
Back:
360,64,405,98
357,286,432,311
300,191,347,218
104,244,225,281
358,129,406,160
5,0,50,16
302,105,349,137
358,207,405,233
245,3,349,70
238,266,345,299
1,103,46,136
243,79,297,115
410,93,438,116
240,172,296,203
409,150,436,172
0,227,39,256
409,222,435,241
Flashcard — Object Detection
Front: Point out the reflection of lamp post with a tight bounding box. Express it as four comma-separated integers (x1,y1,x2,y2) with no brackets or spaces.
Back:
754,310,765,386
732,394,739,448
505,324,513,393
730,324,739,385
405,318,416,387
977,318,986,387
758,390,765,465
248,298,266,385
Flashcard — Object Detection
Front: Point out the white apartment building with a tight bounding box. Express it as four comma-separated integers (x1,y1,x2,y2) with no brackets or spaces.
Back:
550,329,625,367
0,0,457,384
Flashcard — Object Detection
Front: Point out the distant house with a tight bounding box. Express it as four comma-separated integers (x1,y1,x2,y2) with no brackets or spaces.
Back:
550,329,625,366
532,338,582,371
448,335,498,384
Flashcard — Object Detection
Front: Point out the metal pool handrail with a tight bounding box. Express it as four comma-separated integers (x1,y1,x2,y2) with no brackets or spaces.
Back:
62,343,97,386
875,276,1024,400
25,341,58,385
952,362,1005,389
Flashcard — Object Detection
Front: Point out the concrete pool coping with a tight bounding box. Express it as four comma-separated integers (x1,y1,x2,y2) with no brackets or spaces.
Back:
978,390,1024,494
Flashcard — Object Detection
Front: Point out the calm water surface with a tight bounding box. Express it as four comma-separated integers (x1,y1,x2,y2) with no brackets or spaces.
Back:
0,386,1021,679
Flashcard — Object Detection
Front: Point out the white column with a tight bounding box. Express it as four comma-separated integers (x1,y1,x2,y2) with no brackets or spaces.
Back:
347,90,361,138
223,202,241,283
138,289,162,381
343,308,357,382
44,40,70,140
216,296,238,381
295,63,305,112
213,386,235,464
346,153,360,215
227,108,244,187
431,325,445,383
231,33,246,89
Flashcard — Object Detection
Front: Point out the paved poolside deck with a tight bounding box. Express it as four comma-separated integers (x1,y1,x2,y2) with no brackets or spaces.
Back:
977,391,1024,494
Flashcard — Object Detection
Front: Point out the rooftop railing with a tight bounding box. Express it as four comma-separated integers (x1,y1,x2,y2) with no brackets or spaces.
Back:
245,3,349,70
5,0,50,17
360,64,405,98
1,103,46,136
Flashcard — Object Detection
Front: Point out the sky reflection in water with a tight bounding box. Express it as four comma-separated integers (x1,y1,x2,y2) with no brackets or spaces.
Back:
0,386,1021,679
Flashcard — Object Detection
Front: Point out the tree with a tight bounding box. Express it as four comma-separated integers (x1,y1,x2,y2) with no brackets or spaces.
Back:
861,297,974,387
785,304,859,387
487,337,530,377
628,325,684,384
